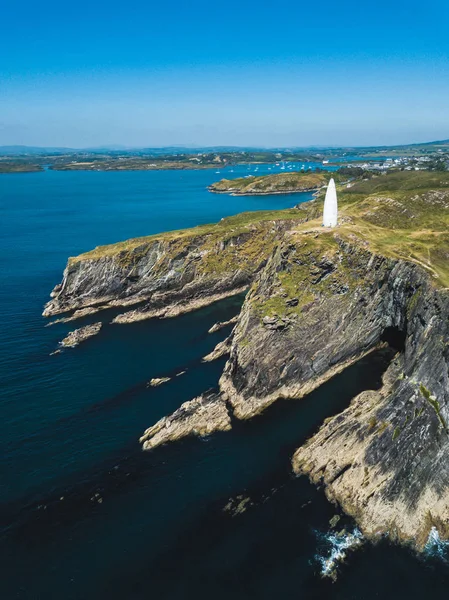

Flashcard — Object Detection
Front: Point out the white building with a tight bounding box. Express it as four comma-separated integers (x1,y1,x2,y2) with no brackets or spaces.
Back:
323,178,338,227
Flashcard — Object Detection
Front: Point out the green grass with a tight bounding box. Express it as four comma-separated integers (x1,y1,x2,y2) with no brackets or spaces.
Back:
71,208,307,263
344,171,449,194
420,384,448,431
209,172,328,194
70,170,449,290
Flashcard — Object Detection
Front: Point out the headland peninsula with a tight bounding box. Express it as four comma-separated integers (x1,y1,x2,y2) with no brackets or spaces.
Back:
44,169,449,551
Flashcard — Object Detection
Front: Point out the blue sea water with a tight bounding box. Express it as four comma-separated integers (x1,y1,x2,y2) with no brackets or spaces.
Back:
2,166,449,599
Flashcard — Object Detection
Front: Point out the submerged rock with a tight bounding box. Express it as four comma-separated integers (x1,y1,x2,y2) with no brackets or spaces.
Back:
223,495,253,516
59,322,102,348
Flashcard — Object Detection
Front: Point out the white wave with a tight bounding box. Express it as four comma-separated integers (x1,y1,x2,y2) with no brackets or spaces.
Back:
424,526,449,560
315,527,364,579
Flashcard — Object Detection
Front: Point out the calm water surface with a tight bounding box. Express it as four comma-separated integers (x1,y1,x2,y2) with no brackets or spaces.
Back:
1,166,449,599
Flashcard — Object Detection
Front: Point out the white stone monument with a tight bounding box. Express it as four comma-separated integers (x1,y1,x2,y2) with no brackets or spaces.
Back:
323,178,338,227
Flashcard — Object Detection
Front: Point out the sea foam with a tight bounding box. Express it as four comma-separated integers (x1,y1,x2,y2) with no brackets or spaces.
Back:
315,527,364,579
424,526,449,561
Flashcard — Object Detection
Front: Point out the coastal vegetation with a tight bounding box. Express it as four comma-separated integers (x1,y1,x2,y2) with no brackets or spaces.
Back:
69,170,449,288
208,171,328,195
0,162,43,173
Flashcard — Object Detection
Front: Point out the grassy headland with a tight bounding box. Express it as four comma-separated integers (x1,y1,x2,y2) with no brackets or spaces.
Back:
72,170,449,289
208,172,329,195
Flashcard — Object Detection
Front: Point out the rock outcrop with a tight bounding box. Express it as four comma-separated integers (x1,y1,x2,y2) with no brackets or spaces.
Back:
147,377,171,387
139,391,231,451
208,315,238,333
43,209,312,322
202,335,232,362
59,322,102,348
292,280,449,549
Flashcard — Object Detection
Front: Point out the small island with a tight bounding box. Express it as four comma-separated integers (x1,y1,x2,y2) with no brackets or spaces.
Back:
0,162,43,174
208,171,328,195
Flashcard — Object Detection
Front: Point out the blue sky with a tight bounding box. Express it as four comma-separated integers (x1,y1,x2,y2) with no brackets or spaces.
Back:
1,0,448,147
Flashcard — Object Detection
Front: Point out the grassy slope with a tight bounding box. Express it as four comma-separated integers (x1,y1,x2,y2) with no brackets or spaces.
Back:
209,172,328,194
72,171,449,288
327,172,449,287
0,163,43,173
71,208,309,262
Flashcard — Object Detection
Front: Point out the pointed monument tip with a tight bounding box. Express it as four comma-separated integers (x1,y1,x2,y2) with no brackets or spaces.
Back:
322,177,338,228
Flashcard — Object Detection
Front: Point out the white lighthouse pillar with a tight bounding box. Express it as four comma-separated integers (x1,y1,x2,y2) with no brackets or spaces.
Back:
323,178,338,227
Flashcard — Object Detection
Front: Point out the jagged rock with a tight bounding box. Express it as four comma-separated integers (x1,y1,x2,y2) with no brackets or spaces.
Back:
46,306,100,326
42,213,308,320
208,315,238,333
147,377,171,387
202,336,232,362
139,392,231,450
111,288,248,324
59,322,102,348
262,315,290,330
292,281,449,549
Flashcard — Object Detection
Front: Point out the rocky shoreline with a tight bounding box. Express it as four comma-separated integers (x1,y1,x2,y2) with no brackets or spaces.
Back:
43,172,449,550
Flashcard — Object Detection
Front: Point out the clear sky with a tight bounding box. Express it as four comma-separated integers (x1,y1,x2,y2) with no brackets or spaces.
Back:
1,0,448,148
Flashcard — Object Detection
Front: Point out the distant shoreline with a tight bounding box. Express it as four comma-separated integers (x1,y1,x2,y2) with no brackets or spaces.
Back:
209,186,321,196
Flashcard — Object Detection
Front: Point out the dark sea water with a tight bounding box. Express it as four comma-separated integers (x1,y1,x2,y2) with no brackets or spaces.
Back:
2,165,449,599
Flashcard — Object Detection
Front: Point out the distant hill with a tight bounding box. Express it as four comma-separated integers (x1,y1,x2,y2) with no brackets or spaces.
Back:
0,139,448,156
0,145,75,155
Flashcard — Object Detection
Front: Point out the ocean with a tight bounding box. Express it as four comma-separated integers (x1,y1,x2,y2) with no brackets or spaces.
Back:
1,165,449,599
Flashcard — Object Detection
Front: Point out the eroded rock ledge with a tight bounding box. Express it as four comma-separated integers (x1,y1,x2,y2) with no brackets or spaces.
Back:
139,391,231,450
59,322,102,348
43,209,314,322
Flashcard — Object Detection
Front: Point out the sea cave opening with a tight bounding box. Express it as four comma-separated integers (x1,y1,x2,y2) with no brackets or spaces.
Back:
380,326,406,353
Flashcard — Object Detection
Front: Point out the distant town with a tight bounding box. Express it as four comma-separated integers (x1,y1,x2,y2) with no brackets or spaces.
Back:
0,139,448,174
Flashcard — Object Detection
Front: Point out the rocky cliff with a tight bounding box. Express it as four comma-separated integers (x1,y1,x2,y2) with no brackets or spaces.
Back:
43,208,317,323
45,171,449,549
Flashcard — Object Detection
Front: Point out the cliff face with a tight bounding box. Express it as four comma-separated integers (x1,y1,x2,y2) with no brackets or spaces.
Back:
44,172,449,549
144,230,449,548
220,233,407,419
293,276,449,548
43,209,312,322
